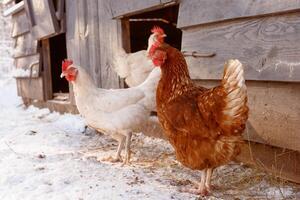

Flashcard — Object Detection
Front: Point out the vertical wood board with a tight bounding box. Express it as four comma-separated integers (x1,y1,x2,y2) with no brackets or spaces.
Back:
25,0,60,39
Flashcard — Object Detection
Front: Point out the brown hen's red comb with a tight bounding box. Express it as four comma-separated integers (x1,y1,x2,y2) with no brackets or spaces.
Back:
62,59,73,71
151,26,165,35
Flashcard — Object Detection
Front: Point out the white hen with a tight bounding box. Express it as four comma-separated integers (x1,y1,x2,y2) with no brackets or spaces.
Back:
61,60,161,164
113,26,166,87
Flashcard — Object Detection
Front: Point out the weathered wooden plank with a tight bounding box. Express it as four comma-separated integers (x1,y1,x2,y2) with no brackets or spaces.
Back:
194,80,300,152
3,1,24,17
11,10,30,37
177,0,300,28
14,54,40,78
25,0,60,39
77,0,90,71
182,12,300,82
16,77,44,100
41,39,53,100
237,142,300,183
87,0,101,87
13,32,38,58
65,0,81,105
110,0,177,18
98,0,121,89
65,0,80,64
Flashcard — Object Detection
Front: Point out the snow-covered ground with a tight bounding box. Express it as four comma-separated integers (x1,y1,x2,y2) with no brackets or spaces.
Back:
0,74,299,200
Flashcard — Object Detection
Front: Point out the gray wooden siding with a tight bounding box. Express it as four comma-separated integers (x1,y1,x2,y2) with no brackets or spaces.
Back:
177,0,300,28
10,7,42,100
66,0,120,89
110,0,177,18
25,0,60,39
181,12,300,82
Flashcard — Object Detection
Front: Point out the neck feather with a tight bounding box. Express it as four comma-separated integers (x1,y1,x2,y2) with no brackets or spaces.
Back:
158,48,193,102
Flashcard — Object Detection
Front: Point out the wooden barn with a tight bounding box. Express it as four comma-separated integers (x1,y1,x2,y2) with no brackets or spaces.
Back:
3,0,300,183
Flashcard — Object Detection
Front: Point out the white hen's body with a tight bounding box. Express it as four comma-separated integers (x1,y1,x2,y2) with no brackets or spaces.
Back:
72,65,160,134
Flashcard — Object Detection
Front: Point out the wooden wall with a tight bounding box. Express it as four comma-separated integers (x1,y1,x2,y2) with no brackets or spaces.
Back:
177,0,300,151
178,0,300,82
65,0,120,89
195,80,300,152
10,4,43,100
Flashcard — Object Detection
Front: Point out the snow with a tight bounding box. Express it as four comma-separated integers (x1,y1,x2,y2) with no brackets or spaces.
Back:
0,75,299,200
11,68,38,78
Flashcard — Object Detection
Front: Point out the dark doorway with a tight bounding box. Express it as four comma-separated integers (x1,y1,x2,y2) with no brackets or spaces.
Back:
49,33,69,94
128,5,182,53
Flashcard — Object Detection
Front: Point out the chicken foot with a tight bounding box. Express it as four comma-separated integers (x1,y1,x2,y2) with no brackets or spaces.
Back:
180,168,214,196
102,133,125,163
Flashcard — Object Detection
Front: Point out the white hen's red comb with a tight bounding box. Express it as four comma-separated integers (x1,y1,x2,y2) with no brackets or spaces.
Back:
151,26,165,35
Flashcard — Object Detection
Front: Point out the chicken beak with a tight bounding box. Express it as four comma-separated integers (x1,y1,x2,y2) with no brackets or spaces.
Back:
162,34,167,37
60,72,65,78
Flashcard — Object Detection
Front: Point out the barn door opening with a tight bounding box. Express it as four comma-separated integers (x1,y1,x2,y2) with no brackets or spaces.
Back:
49,33,69,95
124,5,182,54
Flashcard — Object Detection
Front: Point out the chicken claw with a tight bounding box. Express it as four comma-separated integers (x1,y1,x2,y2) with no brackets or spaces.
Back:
101,155,123,163
179,169,212,196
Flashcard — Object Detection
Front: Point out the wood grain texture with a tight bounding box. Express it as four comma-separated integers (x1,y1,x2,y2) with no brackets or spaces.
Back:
77,0,90,73
16,77,44,100
11,10,30,37
98,0,121,89
65,0,79,104
41,39,53,100
87,0,101,87
182,12,300,82
25,0,60,39
237,142,300,183
13,32,37,58
110,0,160,18
194,80,300,152
15,54,40,78
177,0,300,28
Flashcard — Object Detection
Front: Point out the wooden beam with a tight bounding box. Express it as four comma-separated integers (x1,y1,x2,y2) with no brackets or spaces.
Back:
177,0,300,28
237,142,300,183
182,12,300,82
87,0,101,87
3,1,25,17
41,39,53,100
16,77,44,101
110,0,177,18
98,0,121,89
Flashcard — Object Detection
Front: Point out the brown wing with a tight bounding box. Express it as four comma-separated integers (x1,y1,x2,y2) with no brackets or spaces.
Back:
197,60,249,136
158,87,222,139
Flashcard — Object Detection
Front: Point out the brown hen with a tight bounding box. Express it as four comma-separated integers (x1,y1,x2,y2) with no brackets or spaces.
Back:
149,27,249,195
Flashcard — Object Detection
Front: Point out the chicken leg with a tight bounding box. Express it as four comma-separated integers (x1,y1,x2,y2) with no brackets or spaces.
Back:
205,168,214,192
102,133,125,162
122,131,132,165
180,169,209,196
